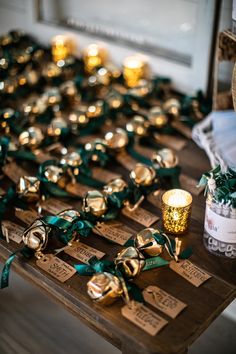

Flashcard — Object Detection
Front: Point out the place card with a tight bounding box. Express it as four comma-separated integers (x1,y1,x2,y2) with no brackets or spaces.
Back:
121,301,168,336
180,174,204,196
143,286,187,319
65,242,105,264
36,254,76,282
2,220,24,243
116,151,137,170
93,222,133,245
122,207,159,227
92,167,121,183
153,133,187,151
41,198,72,215
15,208,38,225
3,162,29,183
66,182,91,198
147,190,165,209
169,260,211,287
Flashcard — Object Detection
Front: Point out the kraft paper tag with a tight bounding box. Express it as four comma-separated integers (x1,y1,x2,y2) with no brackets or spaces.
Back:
171,120,192,139
169,260,211,287
116,151,137,170
36,254,76,282
154,133,187,151
121,301,168,336
3,162,29,183
65,242,105,264
147,190,165,209
92,167,121,183
122,207,159,227
143,286,187,319
15,208,38,225
2,220,24,243
180,174,204,196
66,182,91,198
34,150,53,164
41,198,72,215
93,222,133,245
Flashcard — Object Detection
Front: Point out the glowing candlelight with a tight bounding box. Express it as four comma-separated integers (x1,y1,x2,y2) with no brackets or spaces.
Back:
123,55,148,88
83,44,108,73
51,35,76,62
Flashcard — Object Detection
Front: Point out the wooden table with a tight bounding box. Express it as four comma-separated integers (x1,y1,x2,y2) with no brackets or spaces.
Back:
0,140,236,354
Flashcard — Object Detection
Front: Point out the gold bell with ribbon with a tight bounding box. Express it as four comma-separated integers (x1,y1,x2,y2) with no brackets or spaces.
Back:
43,165,69,189
130,163,156,186
57,209,80,223
60,151,83,168
68,105,89,130
43,87,62,106
126,115,149,137
22,220,51,256
163,98,181,117
42,62,62,79
103,178,127,195
134,228,164,257
19,127,44,149
86,100,104,119
152,148,178,169
128,79,152,97
23,96,47,117
106,90,123,109
60,80,80,101
83,43,108,73
47,117,68,138
87,272,123,305
84,139,107,163
114,246,145,278
148,106,168,128
0,108,16,133
104,128,129,151
82,190,108,217
16,176,40,203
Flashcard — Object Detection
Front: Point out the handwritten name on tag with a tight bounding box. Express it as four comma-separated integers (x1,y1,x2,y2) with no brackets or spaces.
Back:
154,133,187,151
66,182,91,198
180,174,204,196
116,151,137,170
169,260,211,287
36,254,76,282
143,286,187,319
15,209,38,225
65,242,105,264
3,162,29,183
41,198,72,215
2,220,24,243
122,207,159,227
121,301,168,336
92,167,121,184
93,222,133,245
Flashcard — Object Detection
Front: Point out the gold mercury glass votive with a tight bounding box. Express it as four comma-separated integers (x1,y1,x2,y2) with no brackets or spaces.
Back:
123,55,147,88
83,44,108,73
51,35,76,62
162,189,193,235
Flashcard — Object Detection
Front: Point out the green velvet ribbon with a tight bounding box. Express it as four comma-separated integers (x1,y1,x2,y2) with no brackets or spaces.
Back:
0,136,10,168
143,256,169,270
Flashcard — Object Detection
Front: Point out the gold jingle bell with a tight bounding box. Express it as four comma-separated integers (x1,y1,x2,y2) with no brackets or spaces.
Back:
152,148,178,168
57,209,80,223
106,90,123,109
22,220,50,253
128,79,152,97
68,105,89,129
23,96,47,116
60,151,82,168
60,80,79,99
47,117,68,137
44,165,68,188
105,128,128,151
114,246,145,278
0,108,16,132
88,67,111,87
84,139,106,162
0,78,18,94
163,98,181,117
82,190,107,217
19,127,44,149
148,106,168,128
43,87,62,106
87,100,104,119
135,228,164,257
83,44,108,73
103,178,127,195
87,272,123,305
16,176,40,203
42,62,62,79
130,163,156,186
126,115,149,137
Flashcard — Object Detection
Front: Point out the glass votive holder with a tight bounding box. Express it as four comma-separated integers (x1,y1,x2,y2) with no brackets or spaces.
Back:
162,189,193,235
83,44,108,73
51,35,76,62
123,55,148,88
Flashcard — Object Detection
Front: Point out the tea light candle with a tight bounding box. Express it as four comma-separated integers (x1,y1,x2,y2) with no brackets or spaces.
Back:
51,35,76,62
162,189,192,235
83,44,108,73
123,55,147,88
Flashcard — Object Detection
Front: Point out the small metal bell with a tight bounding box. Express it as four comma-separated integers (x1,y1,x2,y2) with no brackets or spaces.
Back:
88,67,110,86
68,105,89,130
148,106,168,128
22,220,51,253
86,100,103,118
44,165,68,188
60,151,82,168
134,228,164,257
106,90,123,109
87,272,123,305
42,62,62,79
19,127,44,149
152,148,178,169
114,246,145,278
60,80,79,99
128,79,152,97
43,87,61,106
163,98,181,117
57,209,80,223
23,97,47,116
82,190,107,217
16,176,40,203
130,163,156,186
126,115,149,136
103,178,127,195
105,128,128,150
84,139,107,162
47,117,68,137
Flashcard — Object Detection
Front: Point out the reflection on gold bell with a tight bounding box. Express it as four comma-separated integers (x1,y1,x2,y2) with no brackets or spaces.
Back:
103,178,127,195
128,79,152,97
83,190,107,217
87,272,123,305
135,228,164,257
105,128,128,151
23,97,47,116
148,106,168,128
106,90,123,109
22,220,50,253
60,80,78,98
152,148,178,168
87,100,103,118
47,117,68,137
126,115,149,136
88,67,110,86
84,139,106,162
44,165,68,188
60,151,82,168
19,127,44,149
16,176,40,203
58,209,80,223
43,88,61,106
69,105,89,128
114,246,145,278
42,62,62,78
163,98,181,117
130,163,156,186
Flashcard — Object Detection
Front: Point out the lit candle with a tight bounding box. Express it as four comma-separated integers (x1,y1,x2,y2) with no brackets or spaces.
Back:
162,189,192,235
83,44,108,73
123,55,148,88
51,35,76,62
